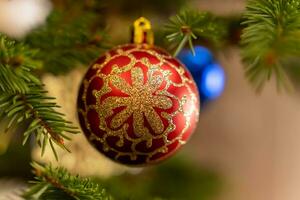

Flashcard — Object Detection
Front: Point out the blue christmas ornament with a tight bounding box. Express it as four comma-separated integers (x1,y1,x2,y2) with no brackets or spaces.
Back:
199,63,225,101
178,46,214,72
178,46,226,105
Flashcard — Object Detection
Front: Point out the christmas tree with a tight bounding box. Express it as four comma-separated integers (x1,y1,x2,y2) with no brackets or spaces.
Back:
0,0,300,199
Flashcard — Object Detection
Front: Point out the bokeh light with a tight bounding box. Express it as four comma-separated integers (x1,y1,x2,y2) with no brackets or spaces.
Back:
200,63,226,100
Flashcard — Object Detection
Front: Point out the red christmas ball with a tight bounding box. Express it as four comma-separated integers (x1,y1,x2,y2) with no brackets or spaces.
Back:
77,44,200,166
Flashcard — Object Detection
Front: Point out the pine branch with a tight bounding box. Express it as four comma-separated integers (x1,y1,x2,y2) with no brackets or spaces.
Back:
0,34,41,94
241,0,300,92
25,9,109,75
0,34,78,159
22,163,113,200
0,87,78,159
165,9,227,56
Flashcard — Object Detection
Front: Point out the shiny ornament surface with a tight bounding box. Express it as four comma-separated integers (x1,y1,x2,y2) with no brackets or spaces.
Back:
77,44,200,165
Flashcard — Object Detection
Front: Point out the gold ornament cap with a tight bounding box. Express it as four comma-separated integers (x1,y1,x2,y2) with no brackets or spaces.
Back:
132,17,154,45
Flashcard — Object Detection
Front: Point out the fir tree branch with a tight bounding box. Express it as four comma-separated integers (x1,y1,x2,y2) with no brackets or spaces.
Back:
0,34,41,94
0,34,78,159
25,8,109,75
241,0,300,92
165,9,227,56
22,163,113,200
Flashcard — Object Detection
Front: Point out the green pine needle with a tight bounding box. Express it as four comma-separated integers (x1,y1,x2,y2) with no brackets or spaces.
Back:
22,163,113,200
25,9,109,75
165,9,226,56
241,0,300,92
0,34,78,159
0,34,41,94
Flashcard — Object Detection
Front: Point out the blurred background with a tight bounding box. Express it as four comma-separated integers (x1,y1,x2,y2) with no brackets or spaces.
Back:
1,0,299,200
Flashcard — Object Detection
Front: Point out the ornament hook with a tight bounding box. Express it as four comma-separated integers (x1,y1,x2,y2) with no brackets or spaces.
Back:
132,17,154,45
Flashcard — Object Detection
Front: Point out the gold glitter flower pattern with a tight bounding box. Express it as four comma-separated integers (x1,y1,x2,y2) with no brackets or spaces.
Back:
78,44,199,165
103,67,172,137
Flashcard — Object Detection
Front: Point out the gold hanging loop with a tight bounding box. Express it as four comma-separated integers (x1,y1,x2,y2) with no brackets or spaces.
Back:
132,17,154,45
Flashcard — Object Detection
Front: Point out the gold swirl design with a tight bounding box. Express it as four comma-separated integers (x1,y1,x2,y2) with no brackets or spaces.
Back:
78,44,199,164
